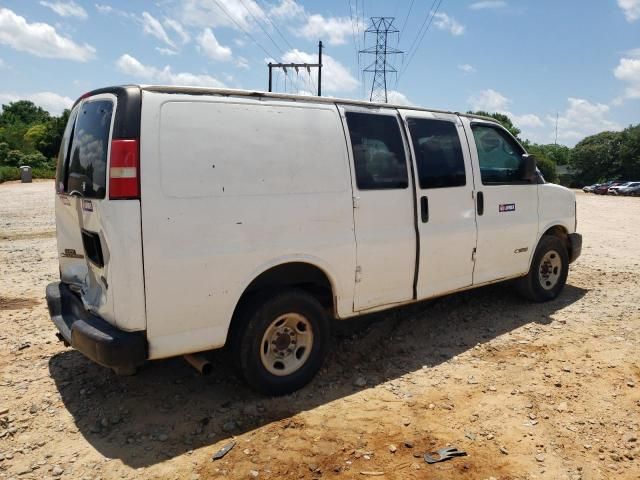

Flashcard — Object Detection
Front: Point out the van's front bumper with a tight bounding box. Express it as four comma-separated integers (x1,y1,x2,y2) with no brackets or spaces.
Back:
568,233,582,264
45,282,147,370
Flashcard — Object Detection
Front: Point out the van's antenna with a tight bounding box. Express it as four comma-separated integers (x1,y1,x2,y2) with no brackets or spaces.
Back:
268,41,323,96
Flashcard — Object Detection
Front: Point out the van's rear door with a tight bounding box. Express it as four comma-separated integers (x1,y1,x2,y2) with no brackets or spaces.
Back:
54,87,146,332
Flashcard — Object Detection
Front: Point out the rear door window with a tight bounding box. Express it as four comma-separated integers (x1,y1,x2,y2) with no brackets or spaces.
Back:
65,99,114,198
345,112,409,190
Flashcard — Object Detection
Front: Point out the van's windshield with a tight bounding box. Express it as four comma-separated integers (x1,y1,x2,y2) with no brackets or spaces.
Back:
57,99,113,199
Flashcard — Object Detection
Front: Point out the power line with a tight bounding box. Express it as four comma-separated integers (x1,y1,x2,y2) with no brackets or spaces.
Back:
255,0,316,93
398,0,415,41
211,0,275,59
238,0,286,55
397,0,443,83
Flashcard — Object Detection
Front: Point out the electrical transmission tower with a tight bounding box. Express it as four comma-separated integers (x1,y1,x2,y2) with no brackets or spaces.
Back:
359,17,402,103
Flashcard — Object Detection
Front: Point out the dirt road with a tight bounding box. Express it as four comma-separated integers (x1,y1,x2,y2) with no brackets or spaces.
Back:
0,181,638,480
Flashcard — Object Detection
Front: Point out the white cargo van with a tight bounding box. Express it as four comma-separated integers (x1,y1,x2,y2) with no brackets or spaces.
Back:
47,85,581,394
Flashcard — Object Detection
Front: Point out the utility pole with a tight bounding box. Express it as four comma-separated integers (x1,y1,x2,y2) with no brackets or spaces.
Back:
554,111,559,145
267,41,323,96
360,17,402,103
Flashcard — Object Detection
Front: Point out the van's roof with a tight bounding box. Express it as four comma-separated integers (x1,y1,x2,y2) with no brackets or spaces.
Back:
133,84,500,124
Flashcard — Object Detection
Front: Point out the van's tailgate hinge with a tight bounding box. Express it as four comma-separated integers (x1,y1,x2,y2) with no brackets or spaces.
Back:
472,247,477,261
352,196,360,209
355,265,362,283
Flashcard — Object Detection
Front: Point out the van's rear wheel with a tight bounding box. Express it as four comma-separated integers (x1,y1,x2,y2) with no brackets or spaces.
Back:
516,235,568,302
234,290,330,395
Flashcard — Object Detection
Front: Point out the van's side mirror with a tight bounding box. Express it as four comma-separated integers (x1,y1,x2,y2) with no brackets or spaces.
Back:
521,154,537,182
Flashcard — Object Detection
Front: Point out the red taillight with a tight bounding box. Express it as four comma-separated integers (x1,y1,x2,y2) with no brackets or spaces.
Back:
109,139,139,200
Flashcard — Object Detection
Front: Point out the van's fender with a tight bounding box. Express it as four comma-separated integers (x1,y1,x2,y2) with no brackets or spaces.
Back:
224,254,351,333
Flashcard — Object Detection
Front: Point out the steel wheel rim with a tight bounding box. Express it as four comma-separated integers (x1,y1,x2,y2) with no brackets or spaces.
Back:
538,249,562,290
260,313,313,376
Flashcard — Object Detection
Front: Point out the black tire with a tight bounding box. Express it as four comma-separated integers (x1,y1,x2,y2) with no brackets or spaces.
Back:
516,235,569,302
233,289,330,396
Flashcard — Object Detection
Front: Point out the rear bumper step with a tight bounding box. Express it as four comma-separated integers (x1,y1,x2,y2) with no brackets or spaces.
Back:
46,282,147,369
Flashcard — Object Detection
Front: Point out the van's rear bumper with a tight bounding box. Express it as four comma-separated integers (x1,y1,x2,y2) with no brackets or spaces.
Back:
45,282,147,369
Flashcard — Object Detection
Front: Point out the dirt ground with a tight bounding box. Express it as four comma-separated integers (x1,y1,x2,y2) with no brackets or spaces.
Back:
0,180,638,480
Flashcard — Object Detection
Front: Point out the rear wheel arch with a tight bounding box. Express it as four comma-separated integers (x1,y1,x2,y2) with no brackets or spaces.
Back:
226,261,336,346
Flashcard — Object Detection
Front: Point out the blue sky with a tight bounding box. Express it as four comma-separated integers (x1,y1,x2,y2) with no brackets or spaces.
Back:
0,0,638,146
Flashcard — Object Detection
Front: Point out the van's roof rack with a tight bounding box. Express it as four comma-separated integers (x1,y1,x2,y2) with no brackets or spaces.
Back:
137,85,500,124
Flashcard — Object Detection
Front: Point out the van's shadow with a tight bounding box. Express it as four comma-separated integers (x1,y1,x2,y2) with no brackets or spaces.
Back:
48,282,587,468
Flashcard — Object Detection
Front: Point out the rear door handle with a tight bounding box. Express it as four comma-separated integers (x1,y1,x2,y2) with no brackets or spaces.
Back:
420,196,429,223
477,191,484,216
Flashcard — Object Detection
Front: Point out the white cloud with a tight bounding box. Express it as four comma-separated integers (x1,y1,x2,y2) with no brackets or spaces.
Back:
469,88,510,112
386,91,412,105
614,57,640,100
40,1,87,19
141,11,175,48
0,58,6,69
295,14,358,45
0,91,73,115
164,18,190,45
433,12,465,36
94,3,134,19
624,47,640,58
468,88,544,134
281,49,358,93
270,0,305,19
512,113,544,128
0,7,95,61
618,0,640,22
116,53,225,88
156,47,178,56
179,0,263,30
469,1,507,10
458,63,476,74
197,28,232,61
551,98,621,144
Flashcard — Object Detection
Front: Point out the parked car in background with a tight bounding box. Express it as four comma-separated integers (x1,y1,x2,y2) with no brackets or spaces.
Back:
583,183,598,192
593,182,616,194
615,182,640,195
607,182,634,195
620,184,640,196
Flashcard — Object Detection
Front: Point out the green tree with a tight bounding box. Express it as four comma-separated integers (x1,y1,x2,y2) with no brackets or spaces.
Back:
467,110,521,138
36,109,70,159
569,131,623,184
0,100,50,127
617,124,640,180
5,149,25,167
0,142,9,164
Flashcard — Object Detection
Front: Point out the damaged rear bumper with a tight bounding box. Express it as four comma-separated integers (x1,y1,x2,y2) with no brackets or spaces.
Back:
45,282,147,369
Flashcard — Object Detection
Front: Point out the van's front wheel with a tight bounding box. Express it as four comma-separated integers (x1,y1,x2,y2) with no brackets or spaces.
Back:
235,290,330,395
516,235,569,302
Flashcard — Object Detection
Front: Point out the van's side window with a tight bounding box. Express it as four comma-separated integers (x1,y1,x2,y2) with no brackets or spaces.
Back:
407,118,466,189
345,112,408,190
471,124,526,184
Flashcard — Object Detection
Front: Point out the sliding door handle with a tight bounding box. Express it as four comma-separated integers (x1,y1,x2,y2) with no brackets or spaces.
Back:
477,191,484,216
420,195,429,223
